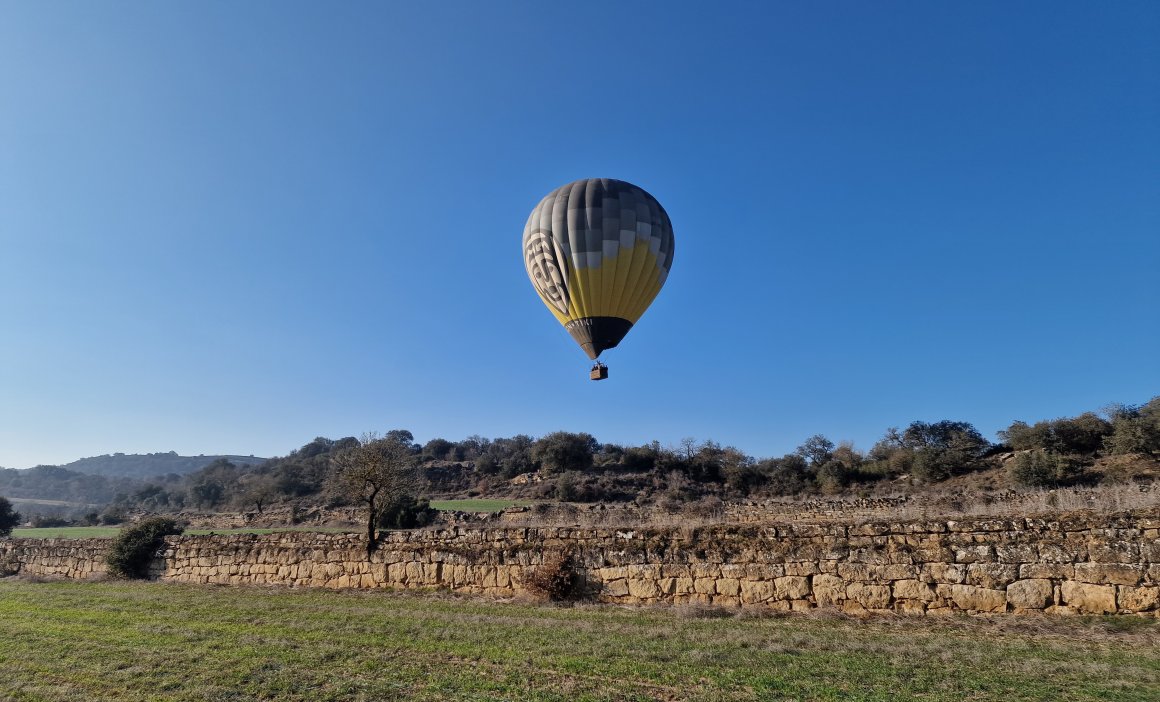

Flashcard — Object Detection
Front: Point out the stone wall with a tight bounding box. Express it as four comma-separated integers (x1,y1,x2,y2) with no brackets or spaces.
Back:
2,508,1157,615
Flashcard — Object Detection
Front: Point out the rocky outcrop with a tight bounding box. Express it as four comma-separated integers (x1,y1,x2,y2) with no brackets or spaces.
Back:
1,508,1157,616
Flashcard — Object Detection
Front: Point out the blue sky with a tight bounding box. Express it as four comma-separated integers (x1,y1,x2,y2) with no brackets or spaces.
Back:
1,1,1157,468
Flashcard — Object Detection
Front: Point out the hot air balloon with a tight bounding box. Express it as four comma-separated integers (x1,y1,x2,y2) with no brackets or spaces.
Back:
523,178,675,380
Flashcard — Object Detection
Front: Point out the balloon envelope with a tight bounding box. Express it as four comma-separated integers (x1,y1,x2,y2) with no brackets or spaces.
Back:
523,178,674,359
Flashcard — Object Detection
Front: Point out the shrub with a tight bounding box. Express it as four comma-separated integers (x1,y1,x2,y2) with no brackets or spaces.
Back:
524,550,581,601
376,495,436,529
1009,450,1084,488
815,460,851,493
1104,399,1160,455
106,517,184,579
0,496,21,537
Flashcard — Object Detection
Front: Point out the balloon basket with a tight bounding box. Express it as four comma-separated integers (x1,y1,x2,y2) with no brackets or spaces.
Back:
589,362,608,381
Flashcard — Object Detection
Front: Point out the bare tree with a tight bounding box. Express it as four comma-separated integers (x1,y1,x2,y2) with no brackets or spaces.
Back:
330,433,418,558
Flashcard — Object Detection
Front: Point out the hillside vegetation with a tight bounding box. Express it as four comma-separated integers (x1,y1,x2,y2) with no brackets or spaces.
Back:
3,397,1157,526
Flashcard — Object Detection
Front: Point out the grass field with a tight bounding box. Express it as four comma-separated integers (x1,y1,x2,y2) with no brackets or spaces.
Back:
9,526,355,539
429,498,532,512
0,580,1155,701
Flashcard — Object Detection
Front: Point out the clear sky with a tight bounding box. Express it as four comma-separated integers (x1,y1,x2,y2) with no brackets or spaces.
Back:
1,1,1157,469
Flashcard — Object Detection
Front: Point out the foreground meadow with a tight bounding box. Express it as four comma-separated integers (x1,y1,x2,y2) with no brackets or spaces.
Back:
0,580,1156,702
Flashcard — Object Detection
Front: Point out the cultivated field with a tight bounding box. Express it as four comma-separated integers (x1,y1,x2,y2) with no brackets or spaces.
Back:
428,498,533,512
0,580,1155,701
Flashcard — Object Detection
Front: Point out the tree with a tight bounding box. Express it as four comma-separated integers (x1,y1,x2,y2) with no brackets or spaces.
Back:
330,433,419,558
999,413,1111,455
0,496,21,536
899,420,989,481
384,429,420,454
795,434,834,467
532,432,598,474
1104,397,1160,455
422,438,455,462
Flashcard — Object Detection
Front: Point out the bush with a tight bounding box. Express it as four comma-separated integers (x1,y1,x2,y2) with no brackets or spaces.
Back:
815,461,851,493
1009,450,1084,488
524,551,581,601
106,517,184,579
0,496,21,537
377,495,436,529
30,515,72,528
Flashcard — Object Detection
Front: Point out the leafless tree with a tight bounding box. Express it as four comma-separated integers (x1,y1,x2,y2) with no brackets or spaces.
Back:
330,432,418,558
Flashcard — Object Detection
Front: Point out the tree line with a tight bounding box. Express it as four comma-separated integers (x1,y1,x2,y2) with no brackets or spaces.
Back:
3,396,1157,527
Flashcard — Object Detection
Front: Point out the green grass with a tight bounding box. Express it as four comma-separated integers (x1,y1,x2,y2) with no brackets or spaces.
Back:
0,580,1155,701
9,527,124,539
429,498,532,512
10,526,353,539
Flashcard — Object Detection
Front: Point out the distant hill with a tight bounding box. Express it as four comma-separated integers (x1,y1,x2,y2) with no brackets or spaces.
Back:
61,452,266,479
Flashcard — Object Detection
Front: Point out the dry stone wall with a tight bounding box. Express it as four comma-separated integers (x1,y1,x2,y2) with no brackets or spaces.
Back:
2,508,1157,615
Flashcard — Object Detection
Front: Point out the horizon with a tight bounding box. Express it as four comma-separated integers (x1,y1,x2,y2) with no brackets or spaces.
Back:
3,2,1157,469
4,389,1155,472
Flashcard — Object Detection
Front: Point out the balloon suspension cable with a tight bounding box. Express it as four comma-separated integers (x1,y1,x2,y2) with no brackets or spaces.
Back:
589,360,608,381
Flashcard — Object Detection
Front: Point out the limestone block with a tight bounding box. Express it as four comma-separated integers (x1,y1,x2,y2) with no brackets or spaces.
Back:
893,579,936,602
965,564,1018,589
1143,538,1160,563
836,563,871,581
739,580,776,604
921,563,966,584
939,584,1006,612
600,566,629,581
847,546,895,565
674,577,695,594
657,578,677,595
872,564,920,581
744,564,785,580
1060,581,1116,614
784,561,821,576
1117,586,1159,612
693,563,723,578
628,564,661,580
896,600,928,614
953,545,993,563
386,563,406,583
627,579,661,599
693,577,718,595
1018,563,1074,580
1006,579,1053,609
1087,540,1139,564
995,542,1038,563
1073,563,1144,587
846,583,891,609
774,576,811,600
716,578,740,597
812,574,846,606
1038,543,1082,563
603,579,629,597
